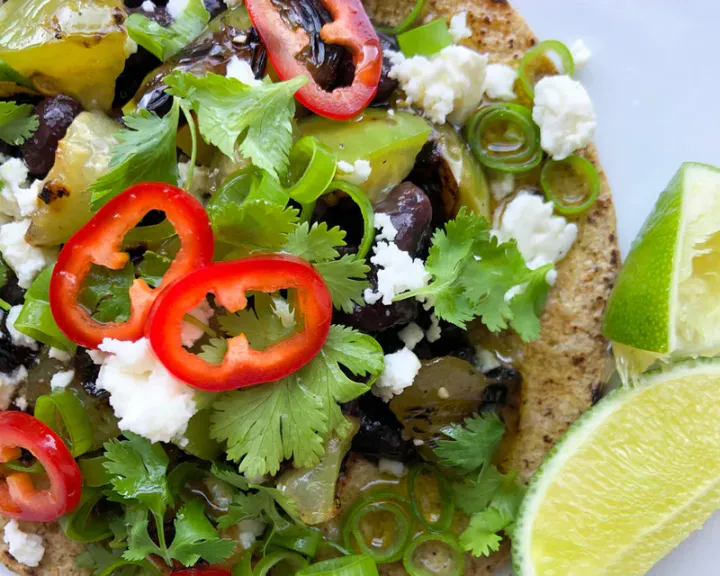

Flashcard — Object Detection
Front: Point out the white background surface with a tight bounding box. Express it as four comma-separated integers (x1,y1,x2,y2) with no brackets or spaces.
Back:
512,0,720,573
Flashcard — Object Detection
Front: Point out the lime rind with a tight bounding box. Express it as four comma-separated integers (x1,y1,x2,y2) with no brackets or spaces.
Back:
512,358,720,576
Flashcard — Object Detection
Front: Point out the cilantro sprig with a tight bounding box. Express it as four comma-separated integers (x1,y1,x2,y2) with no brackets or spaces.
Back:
0,101,38,145
433,414,526,558
399,209,553,342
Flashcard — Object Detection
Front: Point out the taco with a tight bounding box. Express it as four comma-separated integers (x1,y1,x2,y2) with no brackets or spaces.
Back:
0,0,617,574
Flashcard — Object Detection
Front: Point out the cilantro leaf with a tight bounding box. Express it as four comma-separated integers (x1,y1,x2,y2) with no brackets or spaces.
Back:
459,507,510,557
102,433,172,516
0,61,35,91
168,499,236,566
218,292,295,351
165,71,306,178
314,255,370,313
408,208,552,341
282,221,346,262
123,506,164,562
434,413,505,473
127,0,209,61
77,262,134,323
0,101,38,145
135,251,172,288
211,326,384,477
199,337,228,365
89,101,179,210
454,464,526,518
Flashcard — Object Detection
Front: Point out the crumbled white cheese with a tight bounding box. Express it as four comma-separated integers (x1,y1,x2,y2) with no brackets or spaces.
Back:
181,300,215,348
364,242,430,305
437,386,450,399
374,213,398,243
570,39,592,69
14,395,27,411
372,347,422,402
226,56,262,86
238,519,266,549
426,313,441,343
490,172,515,201
532,75,596,160
449,12,472,43
545,268,558,285
504,284,526,302
494,192,577,270
398,322,424,351
232,33,248,44
413,438,425,446
387,109,395,117
388,46,488,124
271,296,295,329
474,346,501,373
0,157,41,219
6,306,38,351
141,0,156,12
96,338,198,443
484,63,517,101
378,458,407,477
337,159,372,185
166,0,189,19
3,520,45,568
87,349,108,365
49,347,72,362
0,366,27,410
50,369,75,391
0,219,57,289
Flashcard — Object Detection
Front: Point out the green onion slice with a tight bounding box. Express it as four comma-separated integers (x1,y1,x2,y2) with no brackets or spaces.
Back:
4,460,43,474
298,555,379,576
540,154,601,216
329,180,375,260
518,39,575,97
270,525,324,557
398,18,453,57
0,297,10,312
98,559,163,576
253,550,308,576
377,0,427,35
342,492,413,564
59,487,112,543
402,533,465,576
464,103,542,173
34,391,94,458
287,136,338,205
408,464,455,532
78,456,111,488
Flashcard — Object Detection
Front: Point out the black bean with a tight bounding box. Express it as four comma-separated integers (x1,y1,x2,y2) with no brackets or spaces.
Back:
113,47,163,109
371,30,399,106
20,95,82,179
203,0,227,18
73,350,107,400
0,311,38,375
373,182,432,256
345,394,416,461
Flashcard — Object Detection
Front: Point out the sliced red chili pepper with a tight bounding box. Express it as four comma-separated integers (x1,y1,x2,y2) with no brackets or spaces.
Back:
246,0,382,120
50,183,214,349
147,255,332,391
0,411,82,522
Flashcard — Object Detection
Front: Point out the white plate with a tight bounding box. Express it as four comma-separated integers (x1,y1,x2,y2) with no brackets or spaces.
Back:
512,0,720,573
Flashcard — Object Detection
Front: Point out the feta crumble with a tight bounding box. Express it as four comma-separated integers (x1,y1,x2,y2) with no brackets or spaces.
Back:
0,157,41,219
271,296,295,329
181,300,215,348
378,458,407,477
0,366,27,410
388,46,488,125
3,520,45,568
495,192,577,270
87,349,108,365
238,519,266,549
570,39,592,69
449,12,472,43
96,338,198,443
364,242,430,305
49,347,72,362
426,313,442,343
532,75,596,160
372,347,422,402
337,159,372,185
0,220,57,289
50,369,75,391
141,0,156,12
166,0,189,19
6,306,38,350
226,56,262,86
398,322,424,351
489,172,515,201
14,395,27,411
484,63,517,101
474,346,501,373
374,213,398,243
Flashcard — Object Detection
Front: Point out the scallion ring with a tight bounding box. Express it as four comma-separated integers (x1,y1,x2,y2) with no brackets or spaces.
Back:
397,18,454,57
270,525,324,557
342,492,412,564
98,559,163,576
59,487,112,543
329,180,375,260
287,136,338,206
4,459,43,474
402,533,465,576
464,104,542,173
518,39,575,97
377,0,427,35
408,464,455,532
298,555,379,576
78,456,111,488
253,550,308,576
541,155,600,215
34,391,94,458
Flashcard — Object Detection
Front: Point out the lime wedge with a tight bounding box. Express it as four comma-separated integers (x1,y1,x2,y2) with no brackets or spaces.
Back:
603,163,720,366
512,359,720,576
